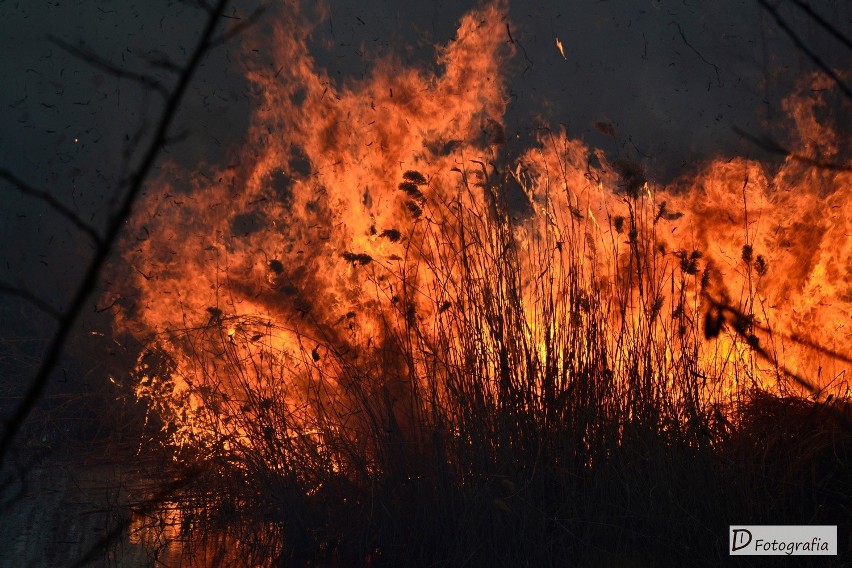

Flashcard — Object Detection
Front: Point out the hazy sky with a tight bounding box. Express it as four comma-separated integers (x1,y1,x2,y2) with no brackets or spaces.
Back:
0,0,849,341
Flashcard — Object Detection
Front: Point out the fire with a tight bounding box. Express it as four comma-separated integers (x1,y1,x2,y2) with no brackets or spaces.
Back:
109,0,849,473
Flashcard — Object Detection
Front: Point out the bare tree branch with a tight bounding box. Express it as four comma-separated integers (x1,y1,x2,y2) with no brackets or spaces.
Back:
139,50,184,74
0,169,103,245
733,126,852,171
706,295,852,431
788,0,852,53
0,0,233,464
210,4,268,48
0,283,62,320
757,0,852,99
48,36,170,100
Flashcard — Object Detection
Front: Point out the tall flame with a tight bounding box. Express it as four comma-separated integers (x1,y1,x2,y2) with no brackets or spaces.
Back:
110,1,850,466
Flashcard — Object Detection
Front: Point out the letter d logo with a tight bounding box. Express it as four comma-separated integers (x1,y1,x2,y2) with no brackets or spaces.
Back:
731,529,752,552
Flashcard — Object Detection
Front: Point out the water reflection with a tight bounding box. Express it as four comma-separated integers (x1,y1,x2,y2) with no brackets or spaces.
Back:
129,483,283,567
0,448,282,567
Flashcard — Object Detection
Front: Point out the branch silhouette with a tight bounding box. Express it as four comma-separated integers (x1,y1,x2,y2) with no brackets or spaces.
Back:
0,168,103,245
0,0,233,463
0,284,62,320
47,36,170,100
704,295,852,431
757,0,852,99
732,126,852,172
787,0,852,53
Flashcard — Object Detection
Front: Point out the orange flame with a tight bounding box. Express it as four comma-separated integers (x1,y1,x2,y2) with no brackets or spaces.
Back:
110,1,850,461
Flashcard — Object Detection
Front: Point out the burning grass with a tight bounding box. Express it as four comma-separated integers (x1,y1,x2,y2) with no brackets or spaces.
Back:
106,1,851,564
120,163,851,565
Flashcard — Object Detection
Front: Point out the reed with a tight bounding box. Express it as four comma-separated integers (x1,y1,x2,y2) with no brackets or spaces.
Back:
130,155,851,566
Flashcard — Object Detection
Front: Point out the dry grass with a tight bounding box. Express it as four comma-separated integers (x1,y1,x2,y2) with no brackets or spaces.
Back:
127,163,852,567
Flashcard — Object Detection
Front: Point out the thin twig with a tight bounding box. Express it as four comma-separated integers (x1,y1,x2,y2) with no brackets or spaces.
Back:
0,284,62,320
210,4,268,48
0,169,103,245
788,0,852,53
732,126,852,171
712,297,852,367
48,36,170,99
139,51,184,74
757,0,852,99
706,296,852,431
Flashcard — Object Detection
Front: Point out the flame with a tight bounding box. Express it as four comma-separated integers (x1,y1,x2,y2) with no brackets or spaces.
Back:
556,37,567,60
110,1,849,470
